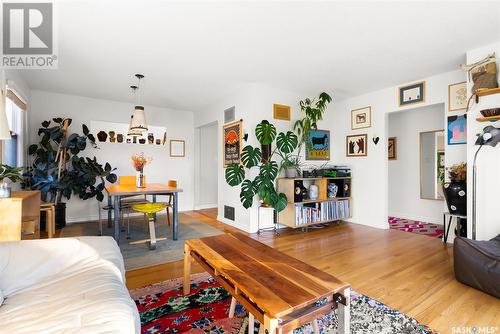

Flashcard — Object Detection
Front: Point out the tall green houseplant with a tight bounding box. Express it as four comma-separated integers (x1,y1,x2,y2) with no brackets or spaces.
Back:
26,118,117,206
225,120,298,212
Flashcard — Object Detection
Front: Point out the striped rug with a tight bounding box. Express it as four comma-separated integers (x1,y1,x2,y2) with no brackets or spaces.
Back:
388,217,444,238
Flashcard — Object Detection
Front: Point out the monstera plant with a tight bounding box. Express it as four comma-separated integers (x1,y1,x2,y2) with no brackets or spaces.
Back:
294,92,332,148
225,120,298,212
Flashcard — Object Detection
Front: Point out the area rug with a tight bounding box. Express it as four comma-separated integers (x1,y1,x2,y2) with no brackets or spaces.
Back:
61,213,222,270
129,273,437,334
388,217,444,238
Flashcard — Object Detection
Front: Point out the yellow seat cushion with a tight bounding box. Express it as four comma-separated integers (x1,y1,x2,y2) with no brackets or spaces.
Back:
131,203,166,214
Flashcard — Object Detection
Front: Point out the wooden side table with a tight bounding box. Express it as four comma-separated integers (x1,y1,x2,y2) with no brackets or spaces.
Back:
0,191,41,241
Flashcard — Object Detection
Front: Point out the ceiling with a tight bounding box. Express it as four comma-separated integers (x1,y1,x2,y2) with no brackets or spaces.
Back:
19,1,500,111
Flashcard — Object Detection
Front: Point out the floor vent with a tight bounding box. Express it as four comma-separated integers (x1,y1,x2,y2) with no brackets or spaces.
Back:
224,205,235,221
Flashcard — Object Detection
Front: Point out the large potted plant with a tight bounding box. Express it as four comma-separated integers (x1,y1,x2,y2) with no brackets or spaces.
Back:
26,118,117,228
225,120,298,211
443,163,467,216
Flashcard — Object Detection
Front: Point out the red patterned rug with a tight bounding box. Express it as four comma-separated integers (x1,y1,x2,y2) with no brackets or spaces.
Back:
129,273,437,334
388,217,444,238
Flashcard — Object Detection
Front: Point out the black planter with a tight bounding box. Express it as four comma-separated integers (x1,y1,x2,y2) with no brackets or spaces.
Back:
443,181,467,216
55,202,66,229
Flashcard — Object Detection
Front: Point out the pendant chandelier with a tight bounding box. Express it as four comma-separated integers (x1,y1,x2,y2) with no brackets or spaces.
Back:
128,74,148,136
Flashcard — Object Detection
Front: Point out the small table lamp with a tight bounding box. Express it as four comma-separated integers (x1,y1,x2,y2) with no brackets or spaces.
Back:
472,125,500,239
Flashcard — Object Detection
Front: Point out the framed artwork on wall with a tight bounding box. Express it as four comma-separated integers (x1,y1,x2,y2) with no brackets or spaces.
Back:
170,140,185,157
306,129,330,160
399,81,425,106
223,120,243,166
346,134,367,157
273,104,291,121
447,114,467,145
388,137,397,160
448,81,467,112
351,106,371,130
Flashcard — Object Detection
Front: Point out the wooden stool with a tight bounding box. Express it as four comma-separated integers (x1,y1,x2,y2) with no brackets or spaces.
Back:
131,203,167,250
40,202,55,238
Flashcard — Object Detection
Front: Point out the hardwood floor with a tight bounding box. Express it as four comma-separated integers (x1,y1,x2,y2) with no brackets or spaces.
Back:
126,211,500,333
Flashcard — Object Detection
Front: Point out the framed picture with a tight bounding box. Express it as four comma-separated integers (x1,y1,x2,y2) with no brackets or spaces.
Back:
306,129,330,160
351,106,371,130
170,140,185,157
448,81,467,112
388,137,397,160
437,151,445,185
223,120,243,166
346,134,367,157
273,104,291,121
399,81,425,106
447,114,467,145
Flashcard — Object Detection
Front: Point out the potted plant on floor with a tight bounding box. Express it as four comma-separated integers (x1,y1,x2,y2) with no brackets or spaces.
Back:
25,118,117,228
443,162,467,216
225,120,298,211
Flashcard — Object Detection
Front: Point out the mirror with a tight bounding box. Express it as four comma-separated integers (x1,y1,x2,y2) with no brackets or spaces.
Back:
420,130,445,200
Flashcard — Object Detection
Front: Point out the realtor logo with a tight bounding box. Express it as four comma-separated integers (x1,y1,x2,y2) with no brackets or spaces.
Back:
2,2,57,68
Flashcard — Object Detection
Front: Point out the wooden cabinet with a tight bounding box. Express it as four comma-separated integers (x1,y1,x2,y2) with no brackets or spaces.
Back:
0,191,41,241
277,177,352,228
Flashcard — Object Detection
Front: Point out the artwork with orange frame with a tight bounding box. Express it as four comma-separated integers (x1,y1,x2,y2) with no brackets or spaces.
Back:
223,120,243,166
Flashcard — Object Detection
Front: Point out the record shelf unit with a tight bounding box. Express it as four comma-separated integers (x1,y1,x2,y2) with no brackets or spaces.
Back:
276,177,352,228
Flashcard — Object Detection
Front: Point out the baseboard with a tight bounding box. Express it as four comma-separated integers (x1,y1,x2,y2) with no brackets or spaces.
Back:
389,211,441,225
194,204,218,210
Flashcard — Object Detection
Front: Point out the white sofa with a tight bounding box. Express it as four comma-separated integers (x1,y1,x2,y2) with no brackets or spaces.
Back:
0,236,140,333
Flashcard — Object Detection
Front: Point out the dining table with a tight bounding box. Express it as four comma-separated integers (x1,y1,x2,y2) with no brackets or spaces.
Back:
105,183,183,244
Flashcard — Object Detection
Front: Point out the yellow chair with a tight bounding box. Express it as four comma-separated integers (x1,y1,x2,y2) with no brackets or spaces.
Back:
131,203,167,250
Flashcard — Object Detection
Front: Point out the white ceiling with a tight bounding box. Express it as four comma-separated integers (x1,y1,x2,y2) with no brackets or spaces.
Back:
19,1,500,111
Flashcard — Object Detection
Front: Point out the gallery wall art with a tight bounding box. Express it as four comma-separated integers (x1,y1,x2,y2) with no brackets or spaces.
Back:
388,137,397,160
399,81,425,106
306,129,330,160
447,114,467,145
351,106,371,130
448,81,467,112
90,120,167,146
346,134,367,157
223,120,243,166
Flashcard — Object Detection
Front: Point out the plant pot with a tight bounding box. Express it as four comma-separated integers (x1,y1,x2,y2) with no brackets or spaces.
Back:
284,167,300,178
55,202,66,229
443,181,467,216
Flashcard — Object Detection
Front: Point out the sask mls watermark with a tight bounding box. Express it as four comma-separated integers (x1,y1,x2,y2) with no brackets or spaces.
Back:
1,1,57,69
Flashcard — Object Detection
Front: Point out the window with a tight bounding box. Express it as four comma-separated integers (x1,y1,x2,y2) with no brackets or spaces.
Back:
3,89,26,167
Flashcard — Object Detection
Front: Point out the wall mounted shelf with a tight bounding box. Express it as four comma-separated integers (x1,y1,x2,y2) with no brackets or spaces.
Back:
476,115,500,122
474,87,500,103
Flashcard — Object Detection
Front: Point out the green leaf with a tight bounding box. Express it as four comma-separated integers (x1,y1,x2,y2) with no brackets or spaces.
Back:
225,163,245,186
82,124,90,136
272,192,288,212
255,120,276,145
241,145,262,168
28,144,38,155
276,131,298,154
259,161,278,181
240,179,257,209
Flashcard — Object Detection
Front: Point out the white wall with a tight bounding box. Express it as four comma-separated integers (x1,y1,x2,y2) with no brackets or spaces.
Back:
194,83,306,232
388,104,445,223
323,70,465,230
195,122,218,209
466,42,500,240
28,90,195,222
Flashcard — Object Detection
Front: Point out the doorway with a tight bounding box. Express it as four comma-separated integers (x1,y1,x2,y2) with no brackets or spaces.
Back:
195,122,218,216
387,103,445,238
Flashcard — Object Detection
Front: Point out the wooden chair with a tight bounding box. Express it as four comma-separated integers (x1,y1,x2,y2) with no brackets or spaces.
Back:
40,202,55,238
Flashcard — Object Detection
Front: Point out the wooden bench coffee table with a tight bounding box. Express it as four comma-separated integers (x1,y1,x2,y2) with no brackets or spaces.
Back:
184,233,351,334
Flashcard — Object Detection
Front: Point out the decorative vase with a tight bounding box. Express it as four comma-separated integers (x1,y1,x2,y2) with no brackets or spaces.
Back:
327,182,338,198
285,167,299,178
109,131,116,142
97,131,107,142
117,134,124,143
0,181,11,198
136,168,146,188
308,184,319,200
443,181,467,216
